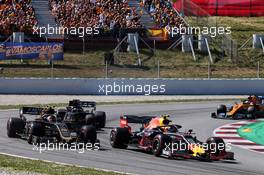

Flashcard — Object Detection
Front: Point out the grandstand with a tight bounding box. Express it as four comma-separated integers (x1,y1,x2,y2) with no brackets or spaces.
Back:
0,0,186,40
0,0,38,36
174,0,264,17
141,0,185,28
0,0,263,78
50,0,142,29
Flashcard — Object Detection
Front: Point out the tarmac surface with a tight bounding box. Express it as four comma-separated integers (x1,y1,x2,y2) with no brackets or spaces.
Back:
0,101,263,175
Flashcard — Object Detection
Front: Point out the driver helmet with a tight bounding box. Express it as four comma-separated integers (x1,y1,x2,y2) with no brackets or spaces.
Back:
252,95,259,103
160,114,171,126
47,115,56,123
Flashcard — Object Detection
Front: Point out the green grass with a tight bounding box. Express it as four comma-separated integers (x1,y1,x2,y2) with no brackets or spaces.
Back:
1,50,263,78
187,16,264,65
216,17,264,46
0,154,121,175
0,17,263,78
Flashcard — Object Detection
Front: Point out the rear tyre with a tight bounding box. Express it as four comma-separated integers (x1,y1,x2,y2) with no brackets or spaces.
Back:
110,128,130,149
81,125,97,144
152,134,171,157
94,111,106,128
217,105,227,114
7,117,25,138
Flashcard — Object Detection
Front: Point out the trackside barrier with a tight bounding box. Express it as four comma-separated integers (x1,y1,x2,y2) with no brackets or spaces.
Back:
0,78,264,95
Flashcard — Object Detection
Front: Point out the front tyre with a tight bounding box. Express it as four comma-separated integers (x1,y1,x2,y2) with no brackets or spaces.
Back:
85,114,96,126
94,111,106,128
81,125,97,144
206,137,226,157
110,128,130,149
7,117,25,138
217,105,227,114
152,134,171,157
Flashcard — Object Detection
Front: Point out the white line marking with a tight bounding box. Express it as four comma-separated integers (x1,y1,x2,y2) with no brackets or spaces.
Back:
216,129,238,132
0,152,137,175
223,139,253,143
214,134,240,137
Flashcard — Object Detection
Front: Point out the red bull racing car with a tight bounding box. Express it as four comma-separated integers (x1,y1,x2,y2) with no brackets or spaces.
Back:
110,115,234,161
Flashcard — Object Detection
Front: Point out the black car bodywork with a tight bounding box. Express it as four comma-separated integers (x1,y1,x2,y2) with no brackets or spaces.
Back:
57,100,106,129
7,106,98,145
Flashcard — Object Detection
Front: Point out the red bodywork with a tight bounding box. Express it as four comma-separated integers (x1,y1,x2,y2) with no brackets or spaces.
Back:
173,0,264,17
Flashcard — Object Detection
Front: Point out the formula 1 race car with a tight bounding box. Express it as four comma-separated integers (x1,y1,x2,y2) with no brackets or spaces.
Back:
211,95,264,119
110,115,234,161
7,106,98,145
57,100,106,128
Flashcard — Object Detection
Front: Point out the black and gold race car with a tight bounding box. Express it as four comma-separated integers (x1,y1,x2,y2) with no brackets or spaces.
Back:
7,102,103,145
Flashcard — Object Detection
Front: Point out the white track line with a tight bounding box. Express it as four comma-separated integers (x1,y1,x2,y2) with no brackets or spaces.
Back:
0,152,136,175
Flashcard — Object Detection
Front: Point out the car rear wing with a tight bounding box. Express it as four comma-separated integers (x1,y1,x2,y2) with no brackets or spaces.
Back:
120,115,156,128
20,107,44,116
69,100,96,110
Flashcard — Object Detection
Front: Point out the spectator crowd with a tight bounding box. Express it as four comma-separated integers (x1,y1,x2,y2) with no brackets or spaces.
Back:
140,0,185,28
0,0,185,37
49,0,143,36
0,0,38,35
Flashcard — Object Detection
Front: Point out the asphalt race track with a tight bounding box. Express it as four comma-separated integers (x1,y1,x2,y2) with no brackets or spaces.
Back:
0,102,264,175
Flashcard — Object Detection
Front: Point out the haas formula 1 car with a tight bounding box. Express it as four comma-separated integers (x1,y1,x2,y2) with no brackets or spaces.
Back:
211,95,264,119
57,99,106,128
110,115,234,161
7,105,99,145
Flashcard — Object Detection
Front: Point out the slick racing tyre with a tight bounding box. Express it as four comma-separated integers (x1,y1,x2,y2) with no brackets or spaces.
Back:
152,134,171,157
7,117,25,138
110,128,130,149
85,114,96,125
27,122,44,144
206,137,226,157
217,105,227,114
94,111,106,128
81,125,97,144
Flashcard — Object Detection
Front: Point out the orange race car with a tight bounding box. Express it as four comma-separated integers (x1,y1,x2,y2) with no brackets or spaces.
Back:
211,95,264,119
